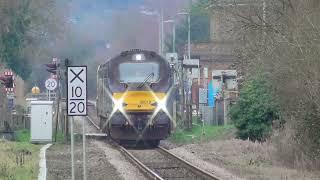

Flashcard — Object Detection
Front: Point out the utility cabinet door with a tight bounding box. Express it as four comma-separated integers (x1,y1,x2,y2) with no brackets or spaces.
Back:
31,104,52,142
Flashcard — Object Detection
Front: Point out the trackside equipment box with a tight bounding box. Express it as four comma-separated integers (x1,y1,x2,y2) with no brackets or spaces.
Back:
30,101,53,143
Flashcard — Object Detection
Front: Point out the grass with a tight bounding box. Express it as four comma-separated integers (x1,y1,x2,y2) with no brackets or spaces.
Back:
169,121,235,144
15,129,65,143
15,129,30,142
0,139,41,180
0,129,63,179
54,130,65,143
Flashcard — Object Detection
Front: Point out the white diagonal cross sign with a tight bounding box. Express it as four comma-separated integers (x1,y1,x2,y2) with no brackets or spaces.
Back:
70,69,84,83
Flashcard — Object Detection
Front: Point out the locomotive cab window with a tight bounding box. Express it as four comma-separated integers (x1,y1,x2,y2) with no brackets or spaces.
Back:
119,62,160,83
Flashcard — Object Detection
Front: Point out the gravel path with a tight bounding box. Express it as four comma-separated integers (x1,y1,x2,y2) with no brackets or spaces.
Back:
169,139,320,180
46,115,148,180
94,140,148,180
73,116,99,134
129,148,203,180
169,147,243,180
46,140,123,180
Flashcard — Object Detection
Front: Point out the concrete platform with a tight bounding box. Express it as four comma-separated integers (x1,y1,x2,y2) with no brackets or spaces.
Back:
74,133,108,140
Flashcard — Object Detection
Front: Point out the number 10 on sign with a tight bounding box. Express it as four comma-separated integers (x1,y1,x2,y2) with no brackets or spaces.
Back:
67,66,87,116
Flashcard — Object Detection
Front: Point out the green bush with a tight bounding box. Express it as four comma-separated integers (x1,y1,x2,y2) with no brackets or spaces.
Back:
15,129,30,142
229,77,279,141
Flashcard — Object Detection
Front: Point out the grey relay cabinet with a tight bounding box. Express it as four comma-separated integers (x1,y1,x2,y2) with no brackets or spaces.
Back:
30,101,53,143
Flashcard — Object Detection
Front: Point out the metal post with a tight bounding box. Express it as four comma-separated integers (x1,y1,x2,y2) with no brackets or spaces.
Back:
70,116,75,180
54,66,60,142
179,58,185,126
172,22,176,53
215,103,218,125
82,117,86,180
161,9,164,56
223,93,227,125
197,62,200,119
187,13,191,60
65,58,70,140
187,73,192,130
158,13,162,55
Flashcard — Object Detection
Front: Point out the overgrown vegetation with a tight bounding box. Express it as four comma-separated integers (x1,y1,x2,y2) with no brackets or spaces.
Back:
0,0,65,80
229,76,279,141
170,121,234,144
0,139,41,180
204,0,320,169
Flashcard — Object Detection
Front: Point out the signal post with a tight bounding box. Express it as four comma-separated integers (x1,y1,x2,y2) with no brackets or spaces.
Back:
67,66,87,180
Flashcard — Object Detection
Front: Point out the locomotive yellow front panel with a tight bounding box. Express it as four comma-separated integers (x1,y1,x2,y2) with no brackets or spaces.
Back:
113,91,166,112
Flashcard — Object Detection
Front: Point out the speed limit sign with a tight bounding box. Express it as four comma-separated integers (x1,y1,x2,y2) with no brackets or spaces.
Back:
45,78,57,91
67,66,87,116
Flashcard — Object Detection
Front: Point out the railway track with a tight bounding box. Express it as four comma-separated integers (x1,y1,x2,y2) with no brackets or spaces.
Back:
118,145,220,180
86,115,100,130
86,101,100,130
86,102,220,180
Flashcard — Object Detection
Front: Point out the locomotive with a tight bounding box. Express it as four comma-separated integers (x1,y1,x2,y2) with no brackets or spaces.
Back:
96,49,174,146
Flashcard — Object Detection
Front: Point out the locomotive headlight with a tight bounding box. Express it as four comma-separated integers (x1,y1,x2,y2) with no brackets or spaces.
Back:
156,98,167,111
151,96,168,113
113,98,125,112
132,54,145,61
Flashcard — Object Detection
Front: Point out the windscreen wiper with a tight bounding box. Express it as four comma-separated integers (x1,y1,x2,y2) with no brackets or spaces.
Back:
137,72,154,88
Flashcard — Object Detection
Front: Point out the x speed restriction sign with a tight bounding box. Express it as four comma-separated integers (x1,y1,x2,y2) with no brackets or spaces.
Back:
67,66,87,116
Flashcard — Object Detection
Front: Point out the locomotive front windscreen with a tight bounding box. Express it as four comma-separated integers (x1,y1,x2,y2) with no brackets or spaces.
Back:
119,62,160,83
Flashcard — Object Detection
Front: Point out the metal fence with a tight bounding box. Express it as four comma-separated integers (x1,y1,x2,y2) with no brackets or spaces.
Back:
200,100,225,125
0,86,10,132
0,89,30,132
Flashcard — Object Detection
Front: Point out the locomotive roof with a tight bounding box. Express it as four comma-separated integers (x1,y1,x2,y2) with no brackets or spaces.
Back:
104,49,166,65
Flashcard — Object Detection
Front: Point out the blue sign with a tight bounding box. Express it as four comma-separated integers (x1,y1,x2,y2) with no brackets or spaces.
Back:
208,80,214,107
208,80,219,107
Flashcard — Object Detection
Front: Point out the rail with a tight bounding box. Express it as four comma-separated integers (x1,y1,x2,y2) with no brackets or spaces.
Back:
118,144,220,180
119,145,164,180
158,146,220,180
87,100,220,180
86,116,100,130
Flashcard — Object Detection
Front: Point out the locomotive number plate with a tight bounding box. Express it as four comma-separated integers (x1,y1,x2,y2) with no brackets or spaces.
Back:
139,100,152,104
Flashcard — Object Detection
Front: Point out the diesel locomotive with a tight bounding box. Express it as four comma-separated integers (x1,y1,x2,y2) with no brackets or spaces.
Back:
96,49,174,145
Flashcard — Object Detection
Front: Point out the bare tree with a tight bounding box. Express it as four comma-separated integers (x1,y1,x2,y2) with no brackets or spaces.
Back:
206,0,320,169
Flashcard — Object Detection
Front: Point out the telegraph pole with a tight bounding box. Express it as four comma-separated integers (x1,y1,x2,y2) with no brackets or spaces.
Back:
54,63,60,142
187,13,191,60
178,57,185,127
177,8,192,129
158,12,162,55
173,22,176,53
187,1,192,130
161,9,164,56
62,59,70,139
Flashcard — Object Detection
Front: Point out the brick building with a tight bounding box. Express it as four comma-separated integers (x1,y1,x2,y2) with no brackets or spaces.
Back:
177,4,245,124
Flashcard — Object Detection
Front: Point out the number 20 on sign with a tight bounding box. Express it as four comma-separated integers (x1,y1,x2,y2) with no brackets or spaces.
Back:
67,66,87,116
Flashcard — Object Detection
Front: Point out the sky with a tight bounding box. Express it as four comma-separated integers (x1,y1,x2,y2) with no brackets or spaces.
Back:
66,0,190,58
